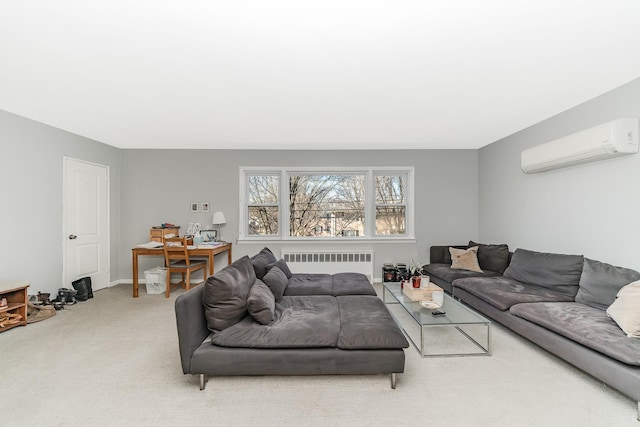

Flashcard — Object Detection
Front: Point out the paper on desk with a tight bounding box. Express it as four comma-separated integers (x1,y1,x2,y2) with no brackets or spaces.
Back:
136,241,163,248
197,242,225,248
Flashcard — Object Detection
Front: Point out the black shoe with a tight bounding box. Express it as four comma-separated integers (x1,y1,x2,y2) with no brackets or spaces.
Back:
72,278,89,302
57,288,77,305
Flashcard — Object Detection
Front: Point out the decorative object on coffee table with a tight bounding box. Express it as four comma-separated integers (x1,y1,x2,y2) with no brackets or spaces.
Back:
409,259,423,288
402,282,443,301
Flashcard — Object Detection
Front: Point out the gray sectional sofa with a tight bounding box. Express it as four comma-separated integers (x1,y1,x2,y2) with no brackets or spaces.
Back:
424,243,640,420
175,248,409,390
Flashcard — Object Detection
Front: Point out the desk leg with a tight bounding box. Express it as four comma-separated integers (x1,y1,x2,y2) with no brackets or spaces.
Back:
227,246,232,265
208,252,214,277
132,251,139,298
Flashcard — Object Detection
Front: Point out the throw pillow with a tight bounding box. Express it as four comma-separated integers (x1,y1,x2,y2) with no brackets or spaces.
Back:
468,240,510,273
266,258,293,279
262,266,289,302
202,256,256,332
503,249,583,298
576,258,640,310
449,246,482,273
250,247,277,280
607,280,640,338
247,279,276,325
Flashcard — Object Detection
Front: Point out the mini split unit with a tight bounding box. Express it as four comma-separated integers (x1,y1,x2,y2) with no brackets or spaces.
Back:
521,118,639,173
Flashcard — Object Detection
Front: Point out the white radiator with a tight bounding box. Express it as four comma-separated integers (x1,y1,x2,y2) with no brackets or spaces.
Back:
282,250,374,283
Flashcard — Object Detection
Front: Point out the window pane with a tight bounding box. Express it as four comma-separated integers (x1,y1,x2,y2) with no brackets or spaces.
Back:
289,174,365,237
248,207,279,236
376,206,406,235
248,175,278,205
375,175,405,204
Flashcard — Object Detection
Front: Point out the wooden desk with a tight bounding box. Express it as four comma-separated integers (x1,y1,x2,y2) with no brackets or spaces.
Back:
131,242,232,298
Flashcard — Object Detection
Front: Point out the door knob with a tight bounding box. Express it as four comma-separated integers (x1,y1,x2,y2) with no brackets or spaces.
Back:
68,234,77,240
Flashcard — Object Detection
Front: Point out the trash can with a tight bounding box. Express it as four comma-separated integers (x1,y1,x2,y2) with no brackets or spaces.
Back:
144,267,167,295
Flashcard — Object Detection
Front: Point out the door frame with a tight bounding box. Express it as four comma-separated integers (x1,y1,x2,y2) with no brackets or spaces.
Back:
62,156,111,290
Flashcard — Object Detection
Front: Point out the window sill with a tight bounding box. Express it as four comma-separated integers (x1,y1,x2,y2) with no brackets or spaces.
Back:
237,237,417,244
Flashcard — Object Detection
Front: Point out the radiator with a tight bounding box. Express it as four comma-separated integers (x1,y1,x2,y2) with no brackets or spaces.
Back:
282,250,374,283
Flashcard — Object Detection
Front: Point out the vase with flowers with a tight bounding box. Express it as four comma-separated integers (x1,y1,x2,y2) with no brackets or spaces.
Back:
409,259,423,288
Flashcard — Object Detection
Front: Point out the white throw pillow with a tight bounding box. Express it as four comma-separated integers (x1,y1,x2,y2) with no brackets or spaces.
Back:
606,280,640,338
449,246,483,273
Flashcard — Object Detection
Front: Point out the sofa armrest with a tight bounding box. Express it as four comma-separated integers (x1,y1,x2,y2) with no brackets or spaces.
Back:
429,245,467,264
175,284,210,374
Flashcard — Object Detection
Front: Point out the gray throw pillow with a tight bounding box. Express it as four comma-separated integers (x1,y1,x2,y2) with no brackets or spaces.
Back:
250,247,277,280
266,258,293,279
503,248,584,298
262,266,288,302
469,241,510,273
247,279,276,325
576,258,640,310
202,256,256,332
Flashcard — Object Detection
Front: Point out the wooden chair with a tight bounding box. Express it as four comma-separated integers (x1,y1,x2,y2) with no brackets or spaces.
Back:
163,237,207,298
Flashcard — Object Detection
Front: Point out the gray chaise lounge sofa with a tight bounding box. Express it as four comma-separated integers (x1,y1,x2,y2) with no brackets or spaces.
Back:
175,248,409,390
424,243,640,420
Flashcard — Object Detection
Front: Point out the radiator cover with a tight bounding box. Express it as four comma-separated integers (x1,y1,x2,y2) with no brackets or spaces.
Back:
282,250,374,284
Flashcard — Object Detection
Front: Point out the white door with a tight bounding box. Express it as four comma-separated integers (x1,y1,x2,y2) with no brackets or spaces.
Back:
63,157,110,291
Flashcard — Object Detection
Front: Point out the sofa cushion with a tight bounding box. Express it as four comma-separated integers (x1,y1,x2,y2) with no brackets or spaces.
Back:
250,247,277,280
266,258,293,279
331,273,377,296
284,273,333,296
262,266,288,302
247,279,275,325
202,256,256,332
575,258,640,310
510,302,640,366
423,264,501,284
469,241,510,274
450,246,482,273
503,249,583,298
336,296,409,350
211,296,340,348
453,276,574,311
607,280,640,338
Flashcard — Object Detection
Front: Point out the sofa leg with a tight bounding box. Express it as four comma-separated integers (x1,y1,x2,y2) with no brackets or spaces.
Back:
390,373,396,389
199,374,208,390
637,401,639,421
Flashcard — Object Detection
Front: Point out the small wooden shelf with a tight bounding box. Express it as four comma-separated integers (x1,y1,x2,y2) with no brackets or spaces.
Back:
150,227,181,243
0,280,29,333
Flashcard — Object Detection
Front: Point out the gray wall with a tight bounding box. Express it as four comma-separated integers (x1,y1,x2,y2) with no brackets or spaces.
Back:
121,149,479,281
478,77,640,271
0,109,122,295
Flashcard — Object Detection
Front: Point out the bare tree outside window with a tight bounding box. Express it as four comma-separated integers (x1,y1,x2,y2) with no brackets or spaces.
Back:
243,168,411,239
248,175,279,236
375,175,406,235
289,174,365,237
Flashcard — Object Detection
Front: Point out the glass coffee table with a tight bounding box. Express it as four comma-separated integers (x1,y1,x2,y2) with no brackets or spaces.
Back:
383,282,491,357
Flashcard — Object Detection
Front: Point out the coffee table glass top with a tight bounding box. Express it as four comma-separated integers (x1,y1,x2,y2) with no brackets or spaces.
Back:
383,282,489,326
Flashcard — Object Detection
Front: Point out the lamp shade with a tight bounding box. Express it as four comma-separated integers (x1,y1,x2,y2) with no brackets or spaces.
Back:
212,212,226,225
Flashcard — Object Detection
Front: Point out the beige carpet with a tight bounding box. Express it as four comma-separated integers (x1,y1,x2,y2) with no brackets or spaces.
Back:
1,283,637,427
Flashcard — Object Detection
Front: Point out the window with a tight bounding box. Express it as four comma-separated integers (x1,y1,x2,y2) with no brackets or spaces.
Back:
375,174,406,236
247,174,279,236
240,167,413,241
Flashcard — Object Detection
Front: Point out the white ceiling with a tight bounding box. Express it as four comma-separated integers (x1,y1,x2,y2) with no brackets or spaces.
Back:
2,1,640,150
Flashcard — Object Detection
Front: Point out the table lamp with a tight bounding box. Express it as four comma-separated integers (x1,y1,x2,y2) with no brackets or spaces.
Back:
212,212,226,242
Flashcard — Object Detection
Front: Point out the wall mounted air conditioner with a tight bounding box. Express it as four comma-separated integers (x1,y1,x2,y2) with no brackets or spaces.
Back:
521,118,639,173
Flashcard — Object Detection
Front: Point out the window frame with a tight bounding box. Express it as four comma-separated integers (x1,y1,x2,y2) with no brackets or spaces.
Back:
239,166,414,242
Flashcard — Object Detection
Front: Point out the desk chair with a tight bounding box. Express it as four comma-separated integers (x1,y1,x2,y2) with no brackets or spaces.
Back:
163,237,207,298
